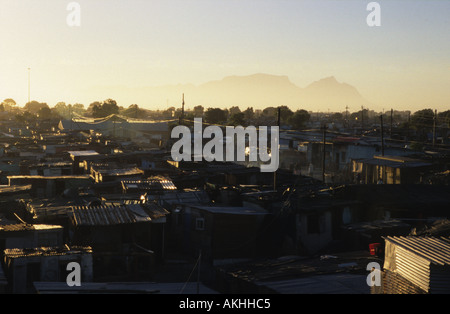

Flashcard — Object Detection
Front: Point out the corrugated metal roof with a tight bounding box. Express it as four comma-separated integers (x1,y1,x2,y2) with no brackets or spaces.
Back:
383,236,450,293
71,204,152,227
4,246,92,259
68,150,100,157
0,224,63,232
384,236,450,266
122,179,177,191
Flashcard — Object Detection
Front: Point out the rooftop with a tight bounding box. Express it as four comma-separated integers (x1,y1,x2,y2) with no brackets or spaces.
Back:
33,281,218,294
356,155,432,168
122,179,177,192
384,236,450,266
4,246,92,259
0,224,63,233
215,251,378,294
70,203,161,226
191,205,268,215
67,150,100,157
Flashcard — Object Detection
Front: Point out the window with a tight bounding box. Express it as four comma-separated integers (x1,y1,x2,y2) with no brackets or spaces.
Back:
195,218,205,231
342,207,352,224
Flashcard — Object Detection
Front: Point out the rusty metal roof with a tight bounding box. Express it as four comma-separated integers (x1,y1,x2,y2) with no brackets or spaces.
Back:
70,204,152,227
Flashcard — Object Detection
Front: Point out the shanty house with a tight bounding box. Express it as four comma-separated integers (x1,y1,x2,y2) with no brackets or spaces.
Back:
352,155,434,184
382,236,450,294
69,203,169,281
7,175,92,198
174,204,269,261
0,224,63,251
2,246,93,294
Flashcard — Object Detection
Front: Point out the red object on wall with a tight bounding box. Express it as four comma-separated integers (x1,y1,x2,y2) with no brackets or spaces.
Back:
369,243,381,256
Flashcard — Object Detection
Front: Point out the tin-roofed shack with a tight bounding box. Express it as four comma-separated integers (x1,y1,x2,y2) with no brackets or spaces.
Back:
173,204,269,262
214,250,378,294
332,184,450,222
0,184,32,213
68,203,169,281
3,245,93,294
8,175,92,198
68,150,101,174
0,224,63,251
352,155,435,184
381,236,450,294
58,116,170,145
90,165,144,184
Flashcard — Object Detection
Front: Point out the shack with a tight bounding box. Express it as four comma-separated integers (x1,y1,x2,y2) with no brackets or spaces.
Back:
3,245,93,294
69,203,169,281
175,204,269,261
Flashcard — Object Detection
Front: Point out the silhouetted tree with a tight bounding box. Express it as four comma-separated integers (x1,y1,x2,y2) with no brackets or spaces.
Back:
91,99,119,118
2,98,16,111
411,109,434,129
438,110,450,127
37,106,53,120
204,108,228,124
289,109,310,130
278,105,294,124
15,111,37,125
228,112,245,126
192,105,204,117
24,101,49,114
228,106,241,116
242,107,254,121
122,104,146,118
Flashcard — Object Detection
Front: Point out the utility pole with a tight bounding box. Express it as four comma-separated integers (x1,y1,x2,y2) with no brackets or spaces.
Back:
406,111,411,145
322,124,328,183
380,115,385,156
361,106,364,131
390,108,393,138
274,107,281,191
27,67,31,103
433,109,437,147
345,105,349,128
179,93,185,125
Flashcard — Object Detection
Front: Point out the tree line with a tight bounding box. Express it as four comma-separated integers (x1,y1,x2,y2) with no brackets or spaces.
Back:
1,98,449,134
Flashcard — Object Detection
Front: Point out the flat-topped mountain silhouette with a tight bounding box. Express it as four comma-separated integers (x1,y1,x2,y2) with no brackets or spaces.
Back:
89,73,373,111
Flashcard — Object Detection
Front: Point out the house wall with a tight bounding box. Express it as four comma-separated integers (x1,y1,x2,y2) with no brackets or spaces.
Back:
296,211,333,254
2,228,63,249
7,252,93,293
182,206,267,261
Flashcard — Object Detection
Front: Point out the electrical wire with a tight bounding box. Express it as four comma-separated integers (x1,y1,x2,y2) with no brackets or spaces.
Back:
179,251,202,294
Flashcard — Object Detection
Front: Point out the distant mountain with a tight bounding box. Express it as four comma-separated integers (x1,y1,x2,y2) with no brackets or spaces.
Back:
300,76,372,110
88,73,373,111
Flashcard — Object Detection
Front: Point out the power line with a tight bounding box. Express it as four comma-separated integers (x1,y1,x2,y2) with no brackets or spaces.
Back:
179,250,202,294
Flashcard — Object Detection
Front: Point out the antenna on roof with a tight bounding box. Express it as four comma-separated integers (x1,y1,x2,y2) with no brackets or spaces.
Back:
179,93,185,125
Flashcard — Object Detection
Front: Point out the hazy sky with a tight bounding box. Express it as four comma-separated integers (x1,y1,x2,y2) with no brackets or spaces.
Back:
1,0,449,112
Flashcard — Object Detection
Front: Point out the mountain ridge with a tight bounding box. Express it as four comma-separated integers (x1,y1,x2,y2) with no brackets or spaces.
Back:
88,73,374,111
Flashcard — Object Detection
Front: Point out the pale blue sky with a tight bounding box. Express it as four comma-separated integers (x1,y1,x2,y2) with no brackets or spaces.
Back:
0,0,449,111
